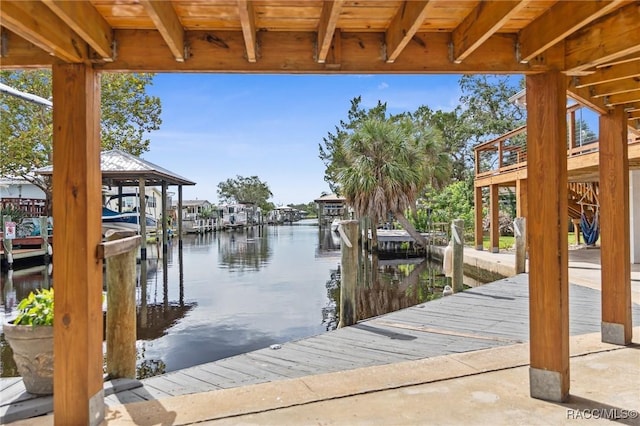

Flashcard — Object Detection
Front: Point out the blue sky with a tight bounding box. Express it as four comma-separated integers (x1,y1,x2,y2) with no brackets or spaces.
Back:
142,74,464,205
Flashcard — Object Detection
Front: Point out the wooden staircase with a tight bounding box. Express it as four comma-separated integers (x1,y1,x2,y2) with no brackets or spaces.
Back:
568,182,599,220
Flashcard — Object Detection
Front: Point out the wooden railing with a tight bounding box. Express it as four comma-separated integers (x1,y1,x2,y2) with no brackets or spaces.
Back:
474,105,639,179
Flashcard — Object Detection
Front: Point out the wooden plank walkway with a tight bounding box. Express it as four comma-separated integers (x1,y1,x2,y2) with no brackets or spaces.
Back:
2,274,640,423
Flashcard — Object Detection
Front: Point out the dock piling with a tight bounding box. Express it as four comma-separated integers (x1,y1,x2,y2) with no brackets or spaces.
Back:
514,217,527,274
452,219,464,293
338,220,359,328
105,230,139,379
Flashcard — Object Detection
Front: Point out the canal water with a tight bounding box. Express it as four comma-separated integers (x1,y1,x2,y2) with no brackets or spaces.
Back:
0,220,450,379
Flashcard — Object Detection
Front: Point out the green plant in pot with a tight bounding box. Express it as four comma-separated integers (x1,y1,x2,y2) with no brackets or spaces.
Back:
3,288,54,395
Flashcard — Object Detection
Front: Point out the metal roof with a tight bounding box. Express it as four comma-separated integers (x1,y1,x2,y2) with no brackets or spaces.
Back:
37,149,196,187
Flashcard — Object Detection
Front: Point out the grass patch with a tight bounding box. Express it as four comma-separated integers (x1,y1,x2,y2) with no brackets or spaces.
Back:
482,232,593,250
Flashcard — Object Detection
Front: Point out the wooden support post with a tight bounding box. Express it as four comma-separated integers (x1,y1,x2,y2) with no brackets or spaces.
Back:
474,186,484,250
338,220,359,328
599,105,632,345
2,216,13,269
162,181,168,254
526,71,569,402
105,230,137,379
178,185,183,247
489,184,499,253
572,219,581,245
139,179,147,260
516,179,528,219
52,63,105,425
514,217,526,274
452,219,464,293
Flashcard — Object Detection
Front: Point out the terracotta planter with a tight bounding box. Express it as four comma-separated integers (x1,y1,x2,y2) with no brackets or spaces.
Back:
3,322,54,395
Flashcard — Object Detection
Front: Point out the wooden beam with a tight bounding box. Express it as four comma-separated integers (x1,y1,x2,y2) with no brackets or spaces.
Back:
526,71,569,402
0,0,87,63
0,28,55,68
237,0,257,63
385,1,431,64
52,63,104,424
629,110,640,119
565,3,640,73
599,105,632,345
591,76,640,97
474,186,483,250
97,235,141,260
605,89,640,106
574,59,640,88
489,184,499,253
42,0,114,61
567,86,608,115
316,0,343,64
451,0,526,64
140,0,185,62
518,0,626,63
95,30,558,73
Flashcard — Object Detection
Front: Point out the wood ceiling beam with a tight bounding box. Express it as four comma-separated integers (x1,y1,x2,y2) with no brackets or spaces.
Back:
567,86,608,115
573,60,640,88
140,0,185,62
385,1,431,64
42,0,113,61
518,0,626,63
0,28,56,68
628,110,640,119
451,0,527,64
316,0,344,64
565,3,640,73
95,31,558,74
237,0,257,63
591,77,640,97
605,89,640,106
0,0,87,63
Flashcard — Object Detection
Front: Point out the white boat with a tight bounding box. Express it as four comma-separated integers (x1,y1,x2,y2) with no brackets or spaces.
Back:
102,206,158,235
101,193,158,236
331,218,341,233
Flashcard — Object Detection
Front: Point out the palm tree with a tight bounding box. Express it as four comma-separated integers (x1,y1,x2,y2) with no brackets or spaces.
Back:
337,117,449,248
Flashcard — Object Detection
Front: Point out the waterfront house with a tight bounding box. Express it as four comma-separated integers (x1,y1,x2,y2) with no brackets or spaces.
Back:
0,177,48,217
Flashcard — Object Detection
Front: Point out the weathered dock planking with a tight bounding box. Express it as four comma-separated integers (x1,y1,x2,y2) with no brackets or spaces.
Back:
2,274,640,423
104,274,640,406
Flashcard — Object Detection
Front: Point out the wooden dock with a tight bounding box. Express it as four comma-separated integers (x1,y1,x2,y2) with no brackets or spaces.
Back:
2,273,640,423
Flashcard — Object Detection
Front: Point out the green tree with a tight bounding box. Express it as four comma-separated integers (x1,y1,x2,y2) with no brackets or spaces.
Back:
217,175,273,212
0,70,162,207
318,96,388,194
335,116,449,247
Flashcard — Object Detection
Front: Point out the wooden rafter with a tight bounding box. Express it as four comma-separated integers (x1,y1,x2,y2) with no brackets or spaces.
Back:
605,89,640,106
451,0,526,64
573,60,640,88
567,86,608,115
0,0,87,63
518,0,626,63
591,77,640,98
42,0,113,61
316,0,344,64
385,1,431,64
140,0,185,62
237,0,257,63
565,3,640,73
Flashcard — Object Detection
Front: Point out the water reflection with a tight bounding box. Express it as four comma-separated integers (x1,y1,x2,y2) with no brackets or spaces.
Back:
1,224,452,381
